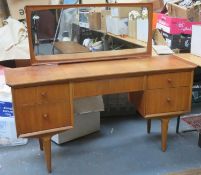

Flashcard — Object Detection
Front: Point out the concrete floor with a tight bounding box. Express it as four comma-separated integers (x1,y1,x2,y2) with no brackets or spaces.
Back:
1,104,201,175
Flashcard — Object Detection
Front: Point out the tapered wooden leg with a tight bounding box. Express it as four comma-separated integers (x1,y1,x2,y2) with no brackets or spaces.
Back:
147,119,151,134
161,118,170,152
176,116,180,134
42,136,52,173
39,138,43,151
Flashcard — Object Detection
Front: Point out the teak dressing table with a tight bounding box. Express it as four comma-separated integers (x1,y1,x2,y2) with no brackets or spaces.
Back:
4,3,196,173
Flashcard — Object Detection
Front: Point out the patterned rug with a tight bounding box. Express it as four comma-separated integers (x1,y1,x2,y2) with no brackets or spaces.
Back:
166,168,201,175
182,114,201,130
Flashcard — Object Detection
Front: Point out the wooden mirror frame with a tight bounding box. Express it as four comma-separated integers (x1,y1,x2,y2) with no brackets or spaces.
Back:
25,3,153,65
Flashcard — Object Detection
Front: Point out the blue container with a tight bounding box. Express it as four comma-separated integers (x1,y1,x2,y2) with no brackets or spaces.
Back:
63,0,78,4
0,101,13,117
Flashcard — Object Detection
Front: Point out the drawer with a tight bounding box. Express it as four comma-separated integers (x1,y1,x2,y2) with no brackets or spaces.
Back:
13,84,70,106
74,76,144,98
146,87,190,115
37,84,70,103
147,72,192,89
14,102,72,135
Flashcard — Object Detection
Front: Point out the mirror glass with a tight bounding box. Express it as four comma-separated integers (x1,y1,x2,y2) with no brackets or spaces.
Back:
26,4,152,64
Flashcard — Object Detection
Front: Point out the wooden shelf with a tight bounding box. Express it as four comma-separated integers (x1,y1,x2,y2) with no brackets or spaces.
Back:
84,27,147,47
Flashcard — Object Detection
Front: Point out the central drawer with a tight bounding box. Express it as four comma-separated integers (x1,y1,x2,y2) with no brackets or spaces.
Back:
145,87,190,115
147,72,191,89
73,76,144,98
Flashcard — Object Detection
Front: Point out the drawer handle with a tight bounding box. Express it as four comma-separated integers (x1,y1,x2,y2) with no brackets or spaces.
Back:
166,98,171,103
43,114,49,119
41,92,47,97
167,79,172,83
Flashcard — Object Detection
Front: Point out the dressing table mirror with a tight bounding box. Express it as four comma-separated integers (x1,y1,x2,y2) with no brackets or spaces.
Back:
25,3,153,65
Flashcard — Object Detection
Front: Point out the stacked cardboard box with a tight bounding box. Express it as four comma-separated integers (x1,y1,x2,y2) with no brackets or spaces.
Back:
167,0,201,22
156,0,201,52
101,10,110,32
106,7,135,35
88,12,101,30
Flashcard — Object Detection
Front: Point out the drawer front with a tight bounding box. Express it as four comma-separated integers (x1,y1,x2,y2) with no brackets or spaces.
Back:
74,76,144,98
146,87,190,115
14,102,71,135
13,87,37,106
37,84,70,103
13,84,70,106
147,72,192,89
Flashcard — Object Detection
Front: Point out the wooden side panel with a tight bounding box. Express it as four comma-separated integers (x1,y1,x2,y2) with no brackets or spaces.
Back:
147,72,191,89
74,76,144,98
129,91,146,116
145,87,190,115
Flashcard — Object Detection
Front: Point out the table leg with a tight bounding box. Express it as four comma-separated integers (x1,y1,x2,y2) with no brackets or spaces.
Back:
161,118,170,152
42,136,52,173
176,116,180,134
198,131,201,148
147,119,151,134
39,138,43,151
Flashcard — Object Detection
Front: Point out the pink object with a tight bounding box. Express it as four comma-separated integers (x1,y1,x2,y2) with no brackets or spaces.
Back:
156,13,201,34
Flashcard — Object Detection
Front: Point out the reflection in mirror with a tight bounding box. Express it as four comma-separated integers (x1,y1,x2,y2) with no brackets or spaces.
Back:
27,4,152,64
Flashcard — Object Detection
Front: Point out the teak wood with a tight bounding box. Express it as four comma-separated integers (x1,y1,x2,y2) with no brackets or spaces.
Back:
4,3,196,173
5,55,196,172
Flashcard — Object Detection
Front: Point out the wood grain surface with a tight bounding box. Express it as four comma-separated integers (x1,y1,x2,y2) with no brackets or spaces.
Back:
4,55,196,88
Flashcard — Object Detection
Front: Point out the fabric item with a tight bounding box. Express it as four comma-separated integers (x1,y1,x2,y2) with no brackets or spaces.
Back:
0,18,29,61
182,114,201,130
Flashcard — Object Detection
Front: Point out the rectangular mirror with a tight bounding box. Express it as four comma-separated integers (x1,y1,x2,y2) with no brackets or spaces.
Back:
26,3,153,65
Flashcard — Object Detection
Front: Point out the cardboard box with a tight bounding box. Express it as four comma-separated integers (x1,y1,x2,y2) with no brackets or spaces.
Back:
148,0,164,12
52,96,104,144
137,18,148,42
101,10,110,32
111,7,134,18
191,25,201,57
156,13,201,35
167,0,201,21
88,12,101,30
161,30,191,51
7,0,50,20
152,29,167,46
106,16,128,35
52,112,100,144
128,20,137,39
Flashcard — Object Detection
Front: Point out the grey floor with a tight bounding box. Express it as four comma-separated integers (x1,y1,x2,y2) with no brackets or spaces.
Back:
1,104,201,175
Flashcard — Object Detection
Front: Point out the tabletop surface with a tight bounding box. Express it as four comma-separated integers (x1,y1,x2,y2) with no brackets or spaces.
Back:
5,55,196,88
175,53,201,67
